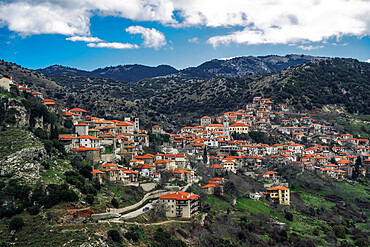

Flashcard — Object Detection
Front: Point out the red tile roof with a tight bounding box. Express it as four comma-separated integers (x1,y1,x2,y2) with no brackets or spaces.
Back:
159,191,199,201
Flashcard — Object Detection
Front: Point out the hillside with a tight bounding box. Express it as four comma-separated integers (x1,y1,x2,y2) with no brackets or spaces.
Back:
138,58,369,127
0,60,60,93
37,55,322,82
174,54,324,78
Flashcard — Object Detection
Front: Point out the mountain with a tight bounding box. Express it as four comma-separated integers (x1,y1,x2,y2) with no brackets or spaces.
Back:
174,54,324,78
38,64,178,82
37,55,322,82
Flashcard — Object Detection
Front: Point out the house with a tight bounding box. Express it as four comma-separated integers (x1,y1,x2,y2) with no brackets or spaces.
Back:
0,77,11,91
31,91,44,99
158,191,200,219
72,135,101,148
91,169,104,184
75,123,89,136
69,108,88,117
71,146,100,165
201,183,223,195
116,121,134,134
229,122,251,134
152,125,164,134
266,185,290,205
222,159,239,173
200,116,212,126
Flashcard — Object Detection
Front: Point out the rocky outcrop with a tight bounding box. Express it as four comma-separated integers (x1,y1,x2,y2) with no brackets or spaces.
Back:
0,146,47,184
0,96,29,127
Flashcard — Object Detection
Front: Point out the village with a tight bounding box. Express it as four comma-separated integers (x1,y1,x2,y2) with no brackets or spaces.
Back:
0,76,369,222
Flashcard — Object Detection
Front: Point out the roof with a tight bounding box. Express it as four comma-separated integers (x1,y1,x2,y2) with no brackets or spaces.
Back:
100,163,118,168
91,169,104,174
267,185,290,191
31,91,43,95
117,121,133,126
201,116,211,119
69,108,88,112
230,122,250,127
58,135,74,141
159,191,199,201
261,171,278,175
74,135,101,140
75,123,88,126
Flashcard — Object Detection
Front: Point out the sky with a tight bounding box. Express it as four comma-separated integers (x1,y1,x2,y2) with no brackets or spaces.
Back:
0,0,369,71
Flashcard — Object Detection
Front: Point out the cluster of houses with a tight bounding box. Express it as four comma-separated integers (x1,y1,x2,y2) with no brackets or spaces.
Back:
3,76,369,217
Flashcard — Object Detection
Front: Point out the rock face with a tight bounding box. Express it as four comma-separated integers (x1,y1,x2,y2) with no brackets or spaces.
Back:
0,146,47,184
0,96,29,127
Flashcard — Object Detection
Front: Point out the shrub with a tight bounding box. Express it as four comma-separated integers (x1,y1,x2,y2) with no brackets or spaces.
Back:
313,227,320,236
85,194,94,205
333,225,346,238
111,198,119,208
9,217,24,231
285,212,294,222
27,205,40,215
108,229,121,243
124,227,140,241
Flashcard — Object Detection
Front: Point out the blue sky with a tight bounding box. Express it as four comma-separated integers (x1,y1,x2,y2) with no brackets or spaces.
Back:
0,0,369,70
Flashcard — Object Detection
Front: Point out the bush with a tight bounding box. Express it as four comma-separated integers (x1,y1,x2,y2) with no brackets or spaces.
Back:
285,212,294,222
9,217,24,231
108,229,121,243
111,198,119,208
27,205,40,215
124,227,140,241
41,161,50,169
313,227,320,236
86,194,94,205
333,225,346,238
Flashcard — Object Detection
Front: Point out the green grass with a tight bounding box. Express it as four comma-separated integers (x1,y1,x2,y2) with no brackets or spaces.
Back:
299,192,336,210
206,195,231,212
347,113,370,121
236,197,270,214
40,159,73,185
0,127,42,159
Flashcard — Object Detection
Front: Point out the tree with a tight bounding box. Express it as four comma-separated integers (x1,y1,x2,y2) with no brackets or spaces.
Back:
9,217,24,231
111,198,119,208
152,201,167,218
203,146,208,164
352,156,361,180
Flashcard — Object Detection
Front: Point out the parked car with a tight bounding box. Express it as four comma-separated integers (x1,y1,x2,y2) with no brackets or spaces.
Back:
143,207,149,212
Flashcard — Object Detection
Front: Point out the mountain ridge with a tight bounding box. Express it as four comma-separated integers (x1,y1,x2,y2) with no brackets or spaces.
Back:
37,54,324,82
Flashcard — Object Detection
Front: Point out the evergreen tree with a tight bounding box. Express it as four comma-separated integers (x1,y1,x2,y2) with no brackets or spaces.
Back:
352,156,361,179
203,146,208,164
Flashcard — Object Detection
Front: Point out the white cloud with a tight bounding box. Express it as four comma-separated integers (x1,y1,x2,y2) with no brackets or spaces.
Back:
188,37,199,43
0,0,369,47
66,36,102,42
125,26,166,49
366,59,370,63
87,42,138,49
298,45,324,51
